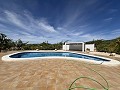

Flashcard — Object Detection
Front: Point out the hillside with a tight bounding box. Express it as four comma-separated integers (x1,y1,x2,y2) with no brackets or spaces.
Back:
86,37,120,54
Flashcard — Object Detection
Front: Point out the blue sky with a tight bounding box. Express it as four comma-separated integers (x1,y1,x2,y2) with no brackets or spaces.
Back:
0,0,120,43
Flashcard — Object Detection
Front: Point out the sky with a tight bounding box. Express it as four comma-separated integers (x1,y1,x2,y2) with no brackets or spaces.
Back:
0,0,120,43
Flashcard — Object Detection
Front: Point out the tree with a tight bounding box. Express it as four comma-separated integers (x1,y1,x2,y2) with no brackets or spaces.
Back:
114,38,120,54
0,33,12,52
15,39,28,50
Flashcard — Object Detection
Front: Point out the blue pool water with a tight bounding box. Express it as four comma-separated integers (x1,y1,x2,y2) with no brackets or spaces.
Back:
9,52,110,61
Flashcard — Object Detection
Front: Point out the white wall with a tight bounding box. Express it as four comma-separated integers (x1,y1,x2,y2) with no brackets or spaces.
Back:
85,44,94,51
63,45,69,50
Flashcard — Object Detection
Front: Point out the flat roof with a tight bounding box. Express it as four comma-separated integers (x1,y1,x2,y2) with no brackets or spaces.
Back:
65,42,84,44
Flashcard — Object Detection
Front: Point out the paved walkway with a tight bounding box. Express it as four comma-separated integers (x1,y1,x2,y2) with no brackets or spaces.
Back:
0,51,120,90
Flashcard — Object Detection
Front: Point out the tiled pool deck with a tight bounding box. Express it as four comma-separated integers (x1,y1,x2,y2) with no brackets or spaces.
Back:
0,51,120,90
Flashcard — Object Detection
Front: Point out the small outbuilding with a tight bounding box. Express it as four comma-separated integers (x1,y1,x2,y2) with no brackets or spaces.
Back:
63,42,94,52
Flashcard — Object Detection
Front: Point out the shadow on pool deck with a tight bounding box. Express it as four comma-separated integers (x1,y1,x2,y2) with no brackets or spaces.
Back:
0,51,120,90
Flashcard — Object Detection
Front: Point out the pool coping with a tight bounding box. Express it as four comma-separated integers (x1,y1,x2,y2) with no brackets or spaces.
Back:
2,50,120,66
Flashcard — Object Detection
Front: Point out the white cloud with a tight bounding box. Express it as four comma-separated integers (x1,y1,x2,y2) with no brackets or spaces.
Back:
109,9,118,13
0,23,6,28
104,18,112,21
0,10,108,43
57,27,63,30
68,32,83,36
0,10,59,43
4,10,29,30
3,10,57,33
38,22,57,33
80,34,103,41
0,17,7,23
111,29,120,34
0,8,116,43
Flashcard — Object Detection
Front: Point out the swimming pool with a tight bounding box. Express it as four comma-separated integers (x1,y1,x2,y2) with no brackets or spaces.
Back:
9,52,110,61
2,51,120,66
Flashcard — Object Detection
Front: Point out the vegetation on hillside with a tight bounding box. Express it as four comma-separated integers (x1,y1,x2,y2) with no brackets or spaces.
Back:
0,33,120,54
0,33,63,52
86,37,120,54
22,42,63,50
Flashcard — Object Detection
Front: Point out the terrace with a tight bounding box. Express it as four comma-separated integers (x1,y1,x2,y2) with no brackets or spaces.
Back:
0,51,120,90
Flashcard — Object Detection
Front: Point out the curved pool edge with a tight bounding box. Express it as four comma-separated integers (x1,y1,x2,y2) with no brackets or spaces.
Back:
2,51,120,66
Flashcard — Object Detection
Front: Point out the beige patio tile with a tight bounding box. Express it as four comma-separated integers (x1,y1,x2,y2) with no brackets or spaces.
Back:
0,51,120,90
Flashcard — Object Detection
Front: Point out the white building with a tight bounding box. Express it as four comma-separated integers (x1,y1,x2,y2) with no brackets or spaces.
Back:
85,44,95,52
63,42,94,52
